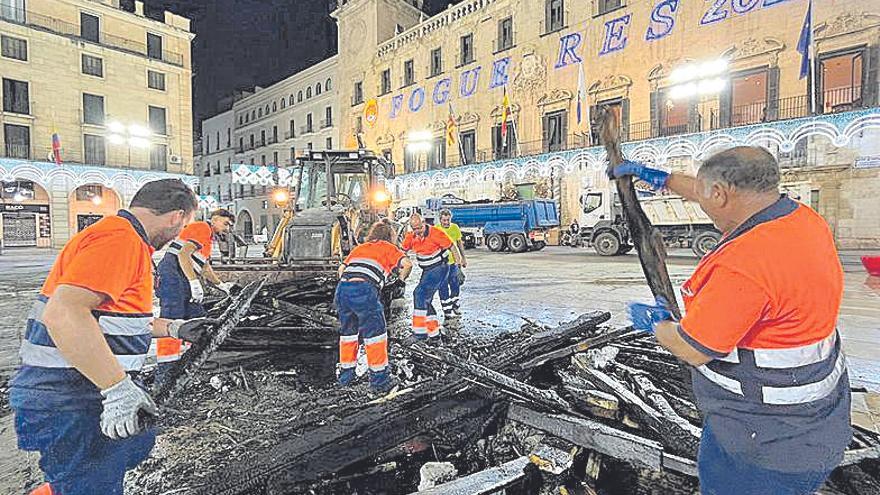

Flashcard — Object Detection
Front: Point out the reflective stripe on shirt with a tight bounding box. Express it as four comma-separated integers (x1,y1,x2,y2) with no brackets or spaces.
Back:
166,239,208,274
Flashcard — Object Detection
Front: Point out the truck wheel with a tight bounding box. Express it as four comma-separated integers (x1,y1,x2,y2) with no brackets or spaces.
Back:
693,231,721,257
508,234,528,253
486,234,506,252
594,232,621,257
531,241,547,251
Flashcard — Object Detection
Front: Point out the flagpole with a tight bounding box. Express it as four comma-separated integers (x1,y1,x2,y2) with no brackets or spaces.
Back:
510,110,522,158
808,0,817,114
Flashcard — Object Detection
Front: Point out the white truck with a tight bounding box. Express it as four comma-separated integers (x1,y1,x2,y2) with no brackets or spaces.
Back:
577,185,722,257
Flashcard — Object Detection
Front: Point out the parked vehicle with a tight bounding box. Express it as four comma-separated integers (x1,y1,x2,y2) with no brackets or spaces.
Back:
577,185,722,257
422,194,561,253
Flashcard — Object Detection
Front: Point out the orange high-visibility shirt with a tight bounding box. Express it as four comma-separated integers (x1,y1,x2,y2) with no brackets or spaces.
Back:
179,221,213,259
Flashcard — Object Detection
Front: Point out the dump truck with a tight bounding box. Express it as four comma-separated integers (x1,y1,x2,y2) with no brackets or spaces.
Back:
420,194,561,253
215,149,395,285
577,185,722,257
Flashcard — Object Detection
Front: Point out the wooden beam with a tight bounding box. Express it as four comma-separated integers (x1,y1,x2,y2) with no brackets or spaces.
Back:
410,457,531,495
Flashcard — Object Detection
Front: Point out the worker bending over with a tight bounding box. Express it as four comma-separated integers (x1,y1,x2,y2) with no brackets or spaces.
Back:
401,213,463,341
155,209,235,366
336,222,413,392
435,209,468,319
10,180,201,495
616,146,850,495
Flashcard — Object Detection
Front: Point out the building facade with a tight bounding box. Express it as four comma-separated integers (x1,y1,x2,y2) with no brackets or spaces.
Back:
1,0,195,248
195,56,339,239
329,0,880,247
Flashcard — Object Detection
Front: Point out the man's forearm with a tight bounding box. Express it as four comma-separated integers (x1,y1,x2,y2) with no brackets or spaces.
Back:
44,303,126,389
666,173,700,202
450,245,463,265
203,264,222,285
151,318,173,338
456,241,467,263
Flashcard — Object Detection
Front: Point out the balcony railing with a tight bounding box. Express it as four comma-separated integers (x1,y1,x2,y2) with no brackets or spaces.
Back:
285,130,295,140
0,6,184,66
320,119,333,129
300,125,314,135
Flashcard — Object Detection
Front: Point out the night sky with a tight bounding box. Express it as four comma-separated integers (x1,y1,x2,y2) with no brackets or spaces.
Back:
138,0,453,131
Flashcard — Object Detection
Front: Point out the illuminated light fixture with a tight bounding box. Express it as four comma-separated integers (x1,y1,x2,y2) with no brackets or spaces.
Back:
128,137,151,148
128,124,152,137
371,189,391,204
669,82,698,100
272,189,289,203
107,121,126,134
108,134,125,145
698,78,727,95
406,141,432,152
91,195,103,206
407,130,433,142
13,192,25,202
669,58,728,84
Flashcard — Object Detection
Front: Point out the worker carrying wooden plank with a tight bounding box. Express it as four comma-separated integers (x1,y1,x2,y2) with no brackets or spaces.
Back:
9,180,200,495
614,146,851,495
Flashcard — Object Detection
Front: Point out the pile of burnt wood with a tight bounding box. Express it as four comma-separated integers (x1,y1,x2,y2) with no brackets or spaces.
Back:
153,289,880,495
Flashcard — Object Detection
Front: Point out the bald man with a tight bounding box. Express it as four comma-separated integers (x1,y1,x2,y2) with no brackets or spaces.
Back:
613,146,850,495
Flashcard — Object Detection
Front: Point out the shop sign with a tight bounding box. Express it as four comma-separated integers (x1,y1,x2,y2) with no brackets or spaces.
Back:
1,203,50,214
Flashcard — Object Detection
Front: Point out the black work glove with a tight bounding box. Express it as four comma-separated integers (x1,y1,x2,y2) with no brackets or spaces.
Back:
168,318,221,343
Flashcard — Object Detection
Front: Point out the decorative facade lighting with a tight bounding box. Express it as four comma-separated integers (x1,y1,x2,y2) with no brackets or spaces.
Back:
668,58,728,100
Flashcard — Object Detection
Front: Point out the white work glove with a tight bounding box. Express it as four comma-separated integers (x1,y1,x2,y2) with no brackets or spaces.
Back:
166,319,186,339
100,375,158,440
217,281,235,294
189,279,205,303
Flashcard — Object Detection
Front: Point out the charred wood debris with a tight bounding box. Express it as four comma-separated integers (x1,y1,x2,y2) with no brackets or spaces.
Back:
125,277,880,495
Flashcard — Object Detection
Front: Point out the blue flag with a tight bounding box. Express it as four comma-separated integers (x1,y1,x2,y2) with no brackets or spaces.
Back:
797,0,812,80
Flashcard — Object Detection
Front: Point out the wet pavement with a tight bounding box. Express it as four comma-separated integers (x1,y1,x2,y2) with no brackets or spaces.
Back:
0,245,878,491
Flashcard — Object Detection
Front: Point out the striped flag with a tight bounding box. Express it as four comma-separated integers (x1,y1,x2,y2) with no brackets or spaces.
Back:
51,132,62,166
446,102,457,146
500,87,511,147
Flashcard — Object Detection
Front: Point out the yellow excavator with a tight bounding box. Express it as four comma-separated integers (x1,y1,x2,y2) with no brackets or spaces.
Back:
215,149,393,285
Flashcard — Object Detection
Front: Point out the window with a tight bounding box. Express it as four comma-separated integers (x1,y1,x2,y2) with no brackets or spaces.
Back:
545,0,565,33
596,0,623,16
543,110,567,152
206,135,211,152
297,91,303,103
3,124,30,159
381,69,391,95
249,134,254,147
80,12,100,42
306,113,313,133
498,17,514,51
84,134,105,165
150,144,167,171
325,137,332,149
2,78,29,114
251,110,256,120
729,70,769,126
315,82,322,95
81,54,103,77
260,130,266,146
1,35,27,61
325,78,332,91
265,104,270,115
430,47,442,77
820,51,865,113
660,97,690,135
430,136,446,169
1,0,26,22
82,93,104,125
460,130,476,164
273,151,278,165
324,106,332,127
281,97,287,109
272,102,277,112
492,121,517,159
148,106,167,135
261,155,266,166
404,59,415,86
306,87,312,99
307,142,313,151
148,70,165,90
258,107,263,118
353,81,364,105
147,33,163,60
239,137,244,151
288,119,295,138
272,125,278,142
460,34,474,65
225,158,231,172
216,131,220,151
355,116,363,133
227,128,231,147
289,95,294,106
213,160,220,174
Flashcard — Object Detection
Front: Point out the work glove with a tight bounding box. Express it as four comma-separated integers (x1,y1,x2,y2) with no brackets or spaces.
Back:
100,375,158,440
217,281,236,294
189,279,205,303
457,268,466,286
168,318,220,343
627,296,674,334
610,160,670,189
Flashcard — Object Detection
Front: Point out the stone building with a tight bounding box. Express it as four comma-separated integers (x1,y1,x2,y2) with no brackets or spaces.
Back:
194,56,340,240
0,0,195,248
330,0,880,248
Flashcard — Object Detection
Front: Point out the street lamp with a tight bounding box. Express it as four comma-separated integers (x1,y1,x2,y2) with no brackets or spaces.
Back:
108,121,152,166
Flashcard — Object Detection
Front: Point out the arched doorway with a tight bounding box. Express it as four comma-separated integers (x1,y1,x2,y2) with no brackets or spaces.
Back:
238,209,254,241
1,179,52,248
68,184,122,233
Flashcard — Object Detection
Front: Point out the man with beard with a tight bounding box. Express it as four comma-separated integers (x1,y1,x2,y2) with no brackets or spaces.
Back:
10,179,199,495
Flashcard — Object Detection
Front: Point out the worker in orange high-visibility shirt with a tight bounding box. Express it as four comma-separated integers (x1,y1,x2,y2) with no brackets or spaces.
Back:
614,147,851,495
10,179,200,495
336,222,413,392
401,213,463,342
155,209,235,369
